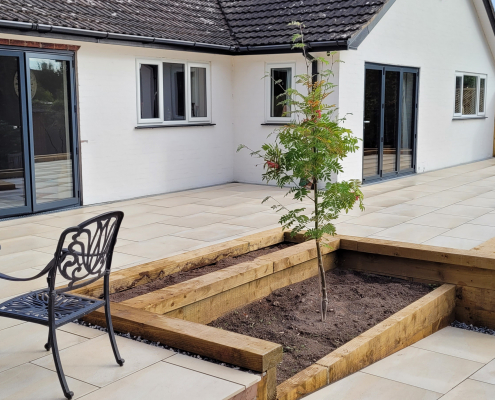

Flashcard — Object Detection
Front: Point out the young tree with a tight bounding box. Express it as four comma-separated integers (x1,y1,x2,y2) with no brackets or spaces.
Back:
238,23,364,321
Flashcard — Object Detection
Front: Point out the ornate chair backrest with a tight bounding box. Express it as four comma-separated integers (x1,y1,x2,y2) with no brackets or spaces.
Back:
51,211,124,293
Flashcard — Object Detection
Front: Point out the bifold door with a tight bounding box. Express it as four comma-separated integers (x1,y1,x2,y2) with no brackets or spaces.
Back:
363,64,419,183
0,48,79,218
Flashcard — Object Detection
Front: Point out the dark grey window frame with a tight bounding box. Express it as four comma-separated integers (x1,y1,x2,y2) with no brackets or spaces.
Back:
0,45,80,219
362,62,420,184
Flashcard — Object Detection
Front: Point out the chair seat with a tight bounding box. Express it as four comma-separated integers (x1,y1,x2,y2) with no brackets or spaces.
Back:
0,289,105,327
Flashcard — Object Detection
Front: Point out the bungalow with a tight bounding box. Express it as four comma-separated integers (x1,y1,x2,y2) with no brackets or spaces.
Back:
0,0,494,219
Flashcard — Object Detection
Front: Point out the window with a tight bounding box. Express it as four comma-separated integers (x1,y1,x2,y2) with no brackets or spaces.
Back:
454,72,487,118
137,59,211,125
265,63,295,122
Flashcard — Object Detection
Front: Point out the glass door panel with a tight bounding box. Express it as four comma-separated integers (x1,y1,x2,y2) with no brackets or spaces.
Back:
28,57,75,208
363,69,382,180
383,70,400,175
400,72,417,171
0,53,30,217
363,64,418,183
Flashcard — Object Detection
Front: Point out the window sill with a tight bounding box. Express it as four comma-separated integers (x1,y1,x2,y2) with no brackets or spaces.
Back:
261,122,288,126
453,116,488,120
136,123,216,129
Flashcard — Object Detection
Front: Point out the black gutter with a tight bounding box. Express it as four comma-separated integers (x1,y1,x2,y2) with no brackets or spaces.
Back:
0,19,350,55
304,53,319,85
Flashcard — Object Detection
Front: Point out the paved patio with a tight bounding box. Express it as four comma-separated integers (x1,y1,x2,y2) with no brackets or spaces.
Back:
306,326,495,400
2,158,495,399
0,319,259,399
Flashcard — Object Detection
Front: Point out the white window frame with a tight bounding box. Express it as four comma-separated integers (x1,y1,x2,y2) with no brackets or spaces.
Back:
188,62,212,123
265,62,296,123
136,59,163,124
136,58,211,126
454,72,487,119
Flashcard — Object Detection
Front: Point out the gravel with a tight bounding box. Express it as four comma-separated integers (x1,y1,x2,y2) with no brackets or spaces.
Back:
73,319,259,375
451,320,495,335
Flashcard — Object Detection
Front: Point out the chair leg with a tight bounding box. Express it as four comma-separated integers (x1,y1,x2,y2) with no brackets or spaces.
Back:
50,328,74,400
44,326,52,351
105,301,125,366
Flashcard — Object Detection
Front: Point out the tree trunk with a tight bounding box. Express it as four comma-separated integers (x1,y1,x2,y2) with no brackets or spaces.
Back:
316,238,328,321
313,178,328,322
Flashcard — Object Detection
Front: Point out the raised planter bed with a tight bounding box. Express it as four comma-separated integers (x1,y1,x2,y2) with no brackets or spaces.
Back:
66,228,495,400
209,268,433,384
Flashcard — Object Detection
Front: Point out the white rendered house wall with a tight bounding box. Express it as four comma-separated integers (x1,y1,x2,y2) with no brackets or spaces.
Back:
232,52,339,185
337,0,495,181
0,33,236,205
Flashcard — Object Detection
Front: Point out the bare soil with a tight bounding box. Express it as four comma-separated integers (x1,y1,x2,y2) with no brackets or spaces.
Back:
209,269,433,383
110,243,296,302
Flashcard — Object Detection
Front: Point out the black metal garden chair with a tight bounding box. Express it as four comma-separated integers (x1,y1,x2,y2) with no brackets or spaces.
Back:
0,211,125,399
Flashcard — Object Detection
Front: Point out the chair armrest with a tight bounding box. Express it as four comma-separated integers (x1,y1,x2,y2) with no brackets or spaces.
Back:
0,259,55,282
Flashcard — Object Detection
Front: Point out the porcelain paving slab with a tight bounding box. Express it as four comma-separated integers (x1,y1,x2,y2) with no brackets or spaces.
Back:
0,363,97,400
303,372,441,400
37,214,101,229
164,354,260,387
376,204,437,217
440,379,495,400
117,223,186,242
378,189,431,200
468,213,495,227
151,204,224,217
342,205,385,217
115,236,204,260
32,334,174,387
346,212,413,228
459,197,495,208
79,361,245,400
371,224,447,244
436,205,493,218
0,235,58,256
400,184,441,193
333,223,385,237
0,323,87,373
0,213,55,229
406,192,472,208
470,359,495,385
181,190,242,199
222,212,282,228
0,318,24,331
160,212,236,228
58,323,107,339
0,223,55,242
0,267,65,298
441,224,495,242
362,347,483,394
194,196,257,207
0,250,53,274
221,184,280,192
448,185,493,195
172,223,253,242
422,235,484,250
407,213,473,229
210,203,275,217
477,190,495,199
363,195,412,208
108,204,171,216
412,327,495,363
143,196,205,208
118,213,174,229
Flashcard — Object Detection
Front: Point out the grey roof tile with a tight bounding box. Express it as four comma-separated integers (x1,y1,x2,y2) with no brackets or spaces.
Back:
0,0,390,48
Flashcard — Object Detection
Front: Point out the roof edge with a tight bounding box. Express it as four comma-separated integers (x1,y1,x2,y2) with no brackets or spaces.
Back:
0,19,350,55
482,0,495,36
347,0,397,49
